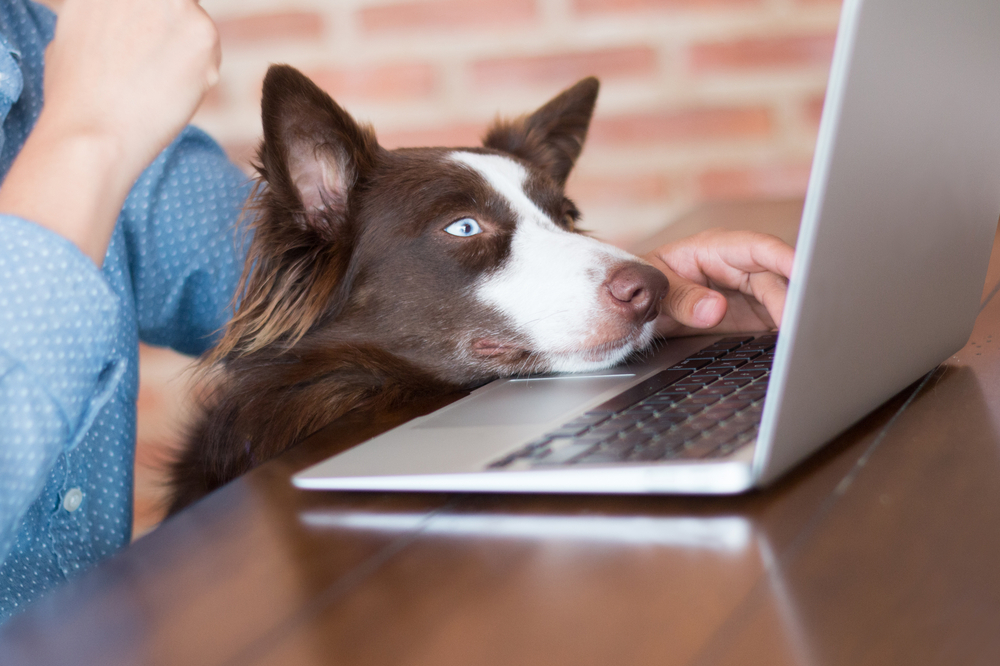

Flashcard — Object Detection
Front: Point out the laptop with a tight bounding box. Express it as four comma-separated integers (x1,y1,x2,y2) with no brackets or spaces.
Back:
294,0,1000,495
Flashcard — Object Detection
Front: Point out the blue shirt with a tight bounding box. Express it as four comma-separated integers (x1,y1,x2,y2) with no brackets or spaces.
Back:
0,1,251,621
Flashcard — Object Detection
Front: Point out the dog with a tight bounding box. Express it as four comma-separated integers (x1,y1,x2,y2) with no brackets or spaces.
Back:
166,64,669,514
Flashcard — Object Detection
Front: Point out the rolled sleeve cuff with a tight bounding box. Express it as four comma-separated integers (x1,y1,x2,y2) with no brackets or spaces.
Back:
0,215,125,449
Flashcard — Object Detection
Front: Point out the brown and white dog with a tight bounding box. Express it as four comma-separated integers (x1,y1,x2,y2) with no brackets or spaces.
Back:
167,65,669,513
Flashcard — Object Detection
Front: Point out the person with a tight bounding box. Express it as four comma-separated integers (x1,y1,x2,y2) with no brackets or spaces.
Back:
0,0,793,622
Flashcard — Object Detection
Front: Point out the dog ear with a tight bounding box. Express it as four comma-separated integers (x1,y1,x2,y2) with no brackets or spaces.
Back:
256,64,379,238
482,77,599,188
209,66,381,362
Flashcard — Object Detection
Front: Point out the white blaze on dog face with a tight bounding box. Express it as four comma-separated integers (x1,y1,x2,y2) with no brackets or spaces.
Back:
451,151,660,373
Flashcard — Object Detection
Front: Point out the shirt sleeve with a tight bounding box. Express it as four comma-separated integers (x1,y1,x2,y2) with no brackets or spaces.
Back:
0,216,126,565
121,126,253,356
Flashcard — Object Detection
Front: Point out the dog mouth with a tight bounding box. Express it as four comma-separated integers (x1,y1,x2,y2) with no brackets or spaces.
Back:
472,324,654,370
471,339,519,358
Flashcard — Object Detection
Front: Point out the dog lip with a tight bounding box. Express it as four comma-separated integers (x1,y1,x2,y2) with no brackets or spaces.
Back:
472,338,518,358
551,328,648,362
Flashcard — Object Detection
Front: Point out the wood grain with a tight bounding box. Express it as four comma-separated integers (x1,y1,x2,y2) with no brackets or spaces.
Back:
4,204,1000,666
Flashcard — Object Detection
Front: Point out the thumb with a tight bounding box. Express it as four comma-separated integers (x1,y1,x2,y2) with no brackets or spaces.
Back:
663,275,728,329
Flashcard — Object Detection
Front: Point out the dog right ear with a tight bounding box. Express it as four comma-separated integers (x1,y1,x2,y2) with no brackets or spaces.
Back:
256,64,379,238
482,77,599,189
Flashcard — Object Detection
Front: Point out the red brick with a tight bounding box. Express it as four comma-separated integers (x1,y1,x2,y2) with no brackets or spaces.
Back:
574,0,762,15
473,47,658,89
803,93,826,129
359,0,536,33
566,173,672,205
306,62,438,102
215,11,325,45
378,123,486,149
589,106,773,145
698,162,812,199
689,33,837,72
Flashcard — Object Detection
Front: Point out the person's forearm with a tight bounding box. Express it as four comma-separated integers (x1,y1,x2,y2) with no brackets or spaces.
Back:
0,120,132,266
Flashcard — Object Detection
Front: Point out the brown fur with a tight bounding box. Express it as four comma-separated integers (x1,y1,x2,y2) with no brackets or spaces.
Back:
166,67,604,514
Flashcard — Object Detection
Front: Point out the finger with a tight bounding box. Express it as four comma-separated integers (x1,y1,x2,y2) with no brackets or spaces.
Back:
659,266,728,330
705,231,795,287
662,230,795,291
748,270,790,328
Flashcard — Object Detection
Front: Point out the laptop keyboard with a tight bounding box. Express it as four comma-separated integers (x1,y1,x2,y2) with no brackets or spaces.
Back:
487,334,777,470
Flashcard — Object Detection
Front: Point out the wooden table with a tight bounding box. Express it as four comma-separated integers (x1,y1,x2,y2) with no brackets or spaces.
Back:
5,200,1000,665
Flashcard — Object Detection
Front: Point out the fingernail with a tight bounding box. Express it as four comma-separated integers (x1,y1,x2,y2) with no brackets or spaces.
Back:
693,297,716,324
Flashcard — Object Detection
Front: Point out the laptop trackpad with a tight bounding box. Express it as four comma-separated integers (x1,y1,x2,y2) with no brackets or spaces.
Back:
415,375,635,429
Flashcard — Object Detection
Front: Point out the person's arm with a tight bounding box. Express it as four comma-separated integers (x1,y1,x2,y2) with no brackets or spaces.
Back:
126,127,253,356
0,0,221,562
0,215,125,566
646,228,795,337
0,0,220,266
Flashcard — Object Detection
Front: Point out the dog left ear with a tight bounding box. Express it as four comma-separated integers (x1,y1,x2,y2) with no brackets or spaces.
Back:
209,66,381,362
482,77,599,188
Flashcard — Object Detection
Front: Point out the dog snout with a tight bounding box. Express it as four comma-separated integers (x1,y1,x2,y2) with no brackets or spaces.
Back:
603,263,670,324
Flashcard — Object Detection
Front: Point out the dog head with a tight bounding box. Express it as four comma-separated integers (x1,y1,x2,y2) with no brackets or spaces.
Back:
218,65,669,385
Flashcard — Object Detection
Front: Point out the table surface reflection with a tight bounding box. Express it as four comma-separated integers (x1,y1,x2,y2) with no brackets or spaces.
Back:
4,200,1000,666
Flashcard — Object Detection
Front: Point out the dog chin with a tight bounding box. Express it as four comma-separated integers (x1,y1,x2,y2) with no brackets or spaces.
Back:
544,327,656,373
472,322,655,375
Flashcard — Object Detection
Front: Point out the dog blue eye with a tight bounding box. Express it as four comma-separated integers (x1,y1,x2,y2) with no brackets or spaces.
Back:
444,218,482,237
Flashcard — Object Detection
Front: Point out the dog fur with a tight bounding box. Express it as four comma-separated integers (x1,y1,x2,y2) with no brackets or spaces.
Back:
166,65,669,514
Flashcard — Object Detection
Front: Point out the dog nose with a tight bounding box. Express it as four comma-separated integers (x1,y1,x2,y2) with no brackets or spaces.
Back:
604,263,670,324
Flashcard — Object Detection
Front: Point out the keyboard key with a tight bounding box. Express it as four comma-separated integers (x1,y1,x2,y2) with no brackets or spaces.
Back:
678,437,724,459
707,359,746,370
621,403,661,416
686,415,721,432
685,373,727,385
588,419,634,437
673,405,707,419
688,348,730,360
722,347,763,361
699,405,739,421
641,394,683,406
718,396,754,412
647,414,688,431
534,444,598,465
700,386,738,398
714,377,753,389
577,450,631,464
671,358,713,371
586,369,692,415
727,369,767,380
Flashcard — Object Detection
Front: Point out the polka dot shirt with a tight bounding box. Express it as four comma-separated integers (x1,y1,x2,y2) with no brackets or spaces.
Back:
0,1,252,622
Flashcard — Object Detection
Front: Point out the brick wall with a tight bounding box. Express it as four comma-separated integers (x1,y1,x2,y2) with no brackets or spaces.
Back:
197,0,842,246
136,0,844,534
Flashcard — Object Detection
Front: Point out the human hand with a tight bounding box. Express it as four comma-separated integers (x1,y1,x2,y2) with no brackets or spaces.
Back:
0,0,220,265
40,0,220,177
644,229,795,337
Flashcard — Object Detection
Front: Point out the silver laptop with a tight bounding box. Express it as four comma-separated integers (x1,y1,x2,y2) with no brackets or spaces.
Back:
294,0,1000,495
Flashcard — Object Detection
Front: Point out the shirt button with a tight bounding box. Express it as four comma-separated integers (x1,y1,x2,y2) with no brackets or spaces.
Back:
62,488,84,513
